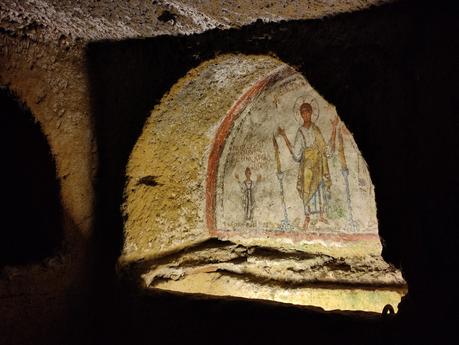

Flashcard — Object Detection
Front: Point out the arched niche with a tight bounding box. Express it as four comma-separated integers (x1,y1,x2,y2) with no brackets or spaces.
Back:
0,86,62,265
121,54,406,312
208,63,379,249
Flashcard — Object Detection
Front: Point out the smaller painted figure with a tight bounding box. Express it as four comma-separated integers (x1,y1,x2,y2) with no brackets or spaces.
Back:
235,167,261,222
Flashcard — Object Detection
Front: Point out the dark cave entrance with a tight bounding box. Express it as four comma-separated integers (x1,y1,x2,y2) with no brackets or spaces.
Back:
0,86,62,265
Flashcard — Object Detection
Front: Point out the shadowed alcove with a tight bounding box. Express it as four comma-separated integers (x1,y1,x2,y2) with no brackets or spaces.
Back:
0,86,62,265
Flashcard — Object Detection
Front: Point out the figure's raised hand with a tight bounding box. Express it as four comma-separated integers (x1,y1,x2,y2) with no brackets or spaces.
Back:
277,127,286,137
256,174,262,182
234,173,240,181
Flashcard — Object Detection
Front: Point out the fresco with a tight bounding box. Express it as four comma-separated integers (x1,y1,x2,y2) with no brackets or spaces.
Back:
210,66,378,239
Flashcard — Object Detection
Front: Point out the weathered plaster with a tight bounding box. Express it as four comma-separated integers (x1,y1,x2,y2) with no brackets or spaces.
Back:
122,54,284,261
121,54,406,311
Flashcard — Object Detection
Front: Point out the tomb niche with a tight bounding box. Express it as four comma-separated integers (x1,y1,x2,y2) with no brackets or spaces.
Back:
120,54,406,312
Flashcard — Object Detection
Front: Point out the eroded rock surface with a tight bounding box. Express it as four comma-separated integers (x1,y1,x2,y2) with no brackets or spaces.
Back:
1,0,395,42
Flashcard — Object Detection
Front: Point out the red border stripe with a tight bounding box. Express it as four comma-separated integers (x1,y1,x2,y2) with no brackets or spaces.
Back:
206,67,294,234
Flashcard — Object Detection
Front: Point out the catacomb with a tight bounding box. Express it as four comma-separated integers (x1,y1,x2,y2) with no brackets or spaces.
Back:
120,54,406,312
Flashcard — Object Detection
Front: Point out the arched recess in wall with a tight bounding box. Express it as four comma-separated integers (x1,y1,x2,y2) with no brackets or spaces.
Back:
120,55,406,312
0,86,62,265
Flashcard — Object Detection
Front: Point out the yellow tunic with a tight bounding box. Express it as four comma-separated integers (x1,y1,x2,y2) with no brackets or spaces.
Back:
294,124,331,205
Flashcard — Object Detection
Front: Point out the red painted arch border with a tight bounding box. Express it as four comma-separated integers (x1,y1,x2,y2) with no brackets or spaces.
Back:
206,65,296,235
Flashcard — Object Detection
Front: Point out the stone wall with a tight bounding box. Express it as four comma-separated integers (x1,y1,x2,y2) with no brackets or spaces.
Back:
1,0,458,344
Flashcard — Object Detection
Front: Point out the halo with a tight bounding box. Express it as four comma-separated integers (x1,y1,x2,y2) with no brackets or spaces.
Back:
292,95,320,123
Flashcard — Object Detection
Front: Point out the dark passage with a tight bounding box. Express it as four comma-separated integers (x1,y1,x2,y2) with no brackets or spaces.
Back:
0,87,62,265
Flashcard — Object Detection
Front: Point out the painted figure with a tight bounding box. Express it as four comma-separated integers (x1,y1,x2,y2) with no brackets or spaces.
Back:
235,167,261,222
277,102,332,231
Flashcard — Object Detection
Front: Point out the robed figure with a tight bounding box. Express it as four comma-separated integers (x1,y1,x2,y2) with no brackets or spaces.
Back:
235,167,261,223
278,102,332,231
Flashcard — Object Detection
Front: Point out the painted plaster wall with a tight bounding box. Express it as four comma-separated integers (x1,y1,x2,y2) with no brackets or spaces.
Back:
215,67,378,237
122,54,405,312
123,55,383,261
122,55,284,262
